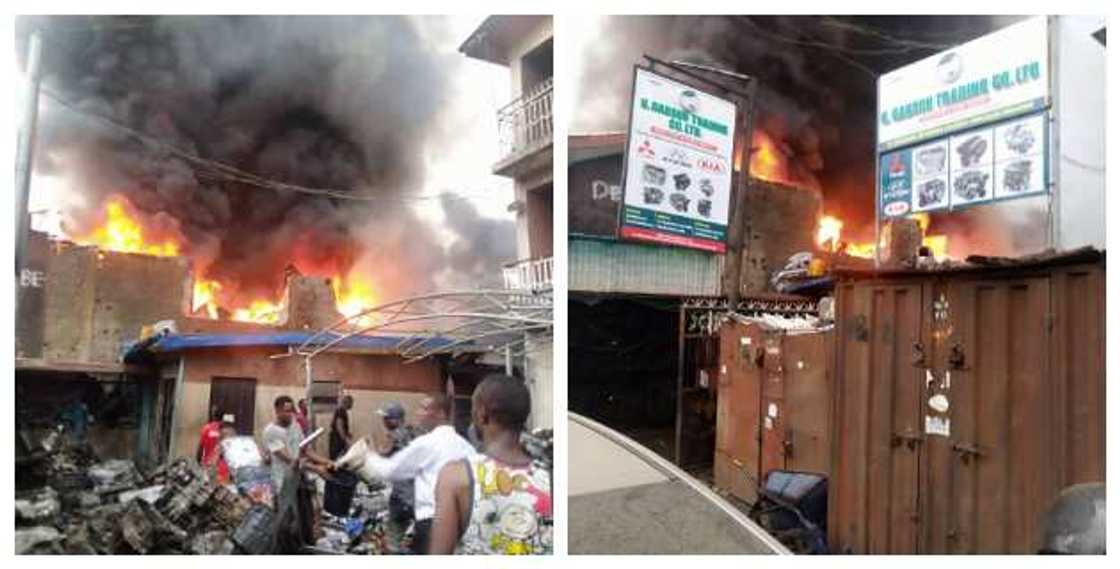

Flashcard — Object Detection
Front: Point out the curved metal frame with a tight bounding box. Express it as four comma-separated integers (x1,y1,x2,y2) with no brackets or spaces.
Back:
296,289,553,362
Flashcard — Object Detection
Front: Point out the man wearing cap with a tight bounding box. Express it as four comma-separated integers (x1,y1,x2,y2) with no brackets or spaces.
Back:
335,394,474,554
376,401,419,550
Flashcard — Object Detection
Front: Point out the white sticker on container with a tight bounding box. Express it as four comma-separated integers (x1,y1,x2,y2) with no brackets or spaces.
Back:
741,337,751,345
929,394,950,413
764,417,774,430
721,364,727,375
797,360,805,370
925,415,951,437
768,403,779,419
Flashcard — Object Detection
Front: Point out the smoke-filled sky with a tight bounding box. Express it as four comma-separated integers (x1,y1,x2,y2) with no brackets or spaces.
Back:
569,15,1033,238
17,15,517,304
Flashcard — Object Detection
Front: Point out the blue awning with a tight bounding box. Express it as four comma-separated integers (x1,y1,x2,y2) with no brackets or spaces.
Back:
124,331,457,361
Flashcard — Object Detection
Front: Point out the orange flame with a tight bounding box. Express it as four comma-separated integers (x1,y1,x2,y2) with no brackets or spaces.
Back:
333,273,379,325
816,215,843,250
193,280,222,319
232,299,284,325
75,196,179,257
72,196,383,325
816,212,951,260
750,130,786,184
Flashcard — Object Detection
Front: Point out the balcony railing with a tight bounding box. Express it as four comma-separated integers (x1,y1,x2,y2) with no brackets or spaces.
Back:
503,256,553,293
497,78,553,162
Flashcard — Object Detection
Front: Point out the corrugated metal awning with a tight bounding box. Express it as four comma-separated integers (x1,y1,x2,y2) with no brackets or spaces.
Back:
569,235,723,297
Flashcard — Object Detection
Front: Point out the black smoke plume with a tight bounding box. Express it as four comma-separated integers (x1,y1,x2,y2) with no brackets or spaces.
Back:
18,15,514,306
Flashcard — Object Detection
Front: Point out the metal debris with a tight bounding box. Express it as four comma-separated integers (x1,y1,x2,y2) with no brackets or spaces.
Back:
191,530,236,555
15,487,59,525
15,526,62,555
118,484,165,505
120,498,189,554
522,428,554,472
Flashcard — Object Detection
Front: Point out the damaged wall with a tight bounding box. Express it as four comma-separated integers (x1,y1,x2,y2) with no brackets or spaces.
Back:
17,231,190,363
739,180,822,295
169,346,442,459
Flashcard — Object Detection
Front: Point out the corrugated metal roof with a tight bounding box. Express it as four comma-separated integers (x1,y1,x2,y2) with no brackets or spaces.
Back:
569,236,722,297
833,246,1104,280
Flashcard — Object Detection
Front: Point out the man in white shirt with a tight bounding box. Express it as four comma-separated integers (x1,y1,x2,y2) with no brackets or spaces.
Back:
335,393,474,554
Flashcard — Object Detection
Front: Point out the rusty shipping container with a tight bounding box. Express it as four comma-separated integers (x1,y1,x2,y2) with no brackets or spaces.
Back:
828,249,1105,554
715,318,833,504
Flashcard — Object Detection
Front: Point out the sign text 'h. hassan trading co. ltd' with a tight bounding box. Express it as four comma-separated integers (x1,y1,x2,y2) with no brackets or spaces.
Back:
877,16,1051,218
619,68,738,253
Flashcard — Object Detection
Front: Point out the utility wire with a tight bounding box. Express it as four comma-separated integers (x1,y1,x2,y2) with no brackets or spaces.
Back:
745,17,921,56
817,17,955,50
40,87,502,205
737,17,880,78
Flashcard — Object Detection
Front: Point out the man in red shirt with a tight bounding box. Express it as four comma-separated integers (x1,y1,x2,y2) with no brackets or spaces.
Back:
196,407,224,477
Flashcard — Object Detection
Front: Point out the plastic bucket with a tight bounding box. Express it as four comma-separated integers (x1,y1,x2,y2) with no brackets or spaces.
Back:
322,470,358,517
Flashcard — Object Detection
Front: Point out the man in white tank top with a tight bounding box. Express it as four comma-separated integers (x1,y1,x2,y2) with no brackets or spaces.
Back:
429,375,553,555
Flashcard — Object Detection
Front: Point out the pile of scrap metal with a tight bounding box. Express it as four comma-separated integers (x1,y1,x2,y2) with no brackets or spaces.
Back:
769,252,831,295
309,486,395,555
522,428,554,472
16,437,263,554
308,428,554,555
304,477,399,555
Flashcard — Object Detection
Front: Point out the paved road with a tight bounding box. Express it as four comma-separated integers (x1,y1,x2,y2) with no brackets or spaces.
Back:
569,413,788,555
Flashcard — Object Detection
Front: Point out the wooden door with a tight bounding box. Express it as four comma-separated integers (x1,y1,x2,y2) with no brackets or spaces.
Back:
208,377,257,435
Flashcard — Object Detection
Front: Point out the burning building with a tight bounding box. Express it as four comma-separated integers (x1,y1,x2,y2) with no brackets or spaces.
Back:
568,15,1105,556
16,226,485,466
14,15,526,466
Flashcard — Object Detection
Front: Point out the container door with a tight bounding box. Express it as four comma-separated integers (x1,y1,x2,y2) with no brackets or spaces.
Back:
759,331,787,478
715,322,764,503
782,331,832,475
922,277,1051,553
830,282,925,554
208,377,257,436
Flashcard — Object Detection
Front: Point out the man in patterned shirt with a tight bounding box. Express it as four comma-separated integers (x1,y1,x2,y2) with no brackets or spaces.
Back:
429,375,552,555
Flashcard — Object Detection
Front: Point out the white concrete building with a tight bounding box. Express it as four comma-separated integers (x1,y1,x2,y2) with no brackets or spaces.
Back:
461,16,553,429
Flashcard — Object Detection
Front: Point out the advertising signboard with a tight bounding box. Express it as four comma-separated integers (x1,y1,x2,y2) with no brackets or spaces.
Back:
879,110,1048,217
619,68,737,253
877,16,1049,152
877,17,1051,219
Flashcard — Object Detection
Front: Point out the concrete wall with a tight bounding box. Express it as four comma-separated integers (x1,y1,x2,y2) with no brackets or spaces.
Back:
1053,16,1106,251
507,17,553,101
740,180,822,295
17,232,190,363
169,347,442,459
525,333,553,429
